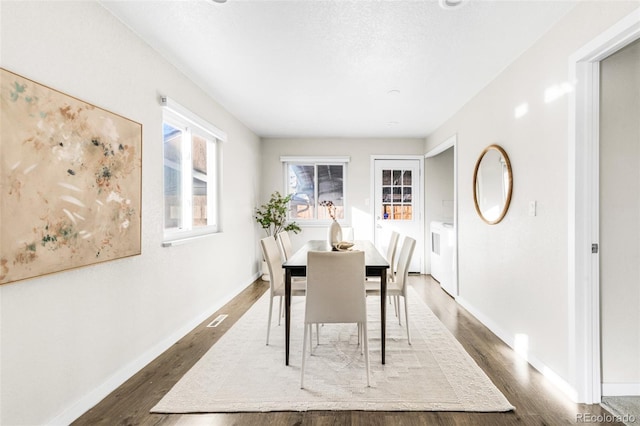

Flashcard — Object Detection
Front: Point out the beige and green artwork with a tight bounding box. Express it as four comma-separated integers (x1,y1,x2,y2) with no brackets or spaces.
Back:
0,68,142,285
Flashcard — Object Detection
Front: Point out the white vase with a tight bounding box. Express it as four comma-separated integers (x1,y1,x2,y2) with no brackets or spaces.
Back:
328,219,342,247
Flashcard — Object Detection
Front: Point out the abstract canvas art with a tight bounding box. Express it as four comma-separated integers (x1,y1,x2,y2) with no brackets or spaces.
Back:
0,68,142,285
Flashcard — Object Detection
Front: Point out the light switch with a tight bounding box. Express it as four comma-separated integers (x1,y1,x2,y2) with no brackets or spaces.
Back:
529,201,537,217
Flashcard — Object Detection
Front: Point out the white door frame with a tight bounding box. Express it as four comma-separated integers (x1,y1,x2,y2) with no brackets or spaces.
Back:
370,155,425,273
568,9,640,404
425,134,458,297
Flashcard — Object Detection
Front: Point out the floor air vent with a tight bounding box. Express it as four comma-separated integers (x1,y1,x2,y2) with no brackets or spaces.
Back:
207,314,228,328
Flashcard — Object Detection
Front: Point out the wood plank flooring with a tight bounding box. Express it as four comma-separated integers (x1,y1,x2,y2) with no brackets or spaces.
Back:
73,275,620,425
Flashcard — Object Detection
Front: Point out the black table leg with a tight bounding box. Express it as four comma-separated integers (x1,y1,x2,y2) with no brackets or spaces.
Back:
381,268,387,364
285,268,292,366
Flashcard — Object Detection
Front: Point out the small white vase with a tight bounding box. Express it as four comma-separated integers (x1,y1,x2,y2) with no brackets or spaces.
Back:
328,219,342,247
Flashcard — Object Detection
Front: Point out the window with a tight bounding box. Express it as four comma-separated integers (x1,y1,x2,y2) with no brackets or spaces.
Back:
381,168,413,220
281,156,349,222
162,97,225,244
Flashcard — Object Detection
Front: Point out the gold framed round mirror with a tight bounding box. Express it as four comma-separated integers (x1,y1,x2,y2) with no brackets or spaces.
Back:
473,144,513,225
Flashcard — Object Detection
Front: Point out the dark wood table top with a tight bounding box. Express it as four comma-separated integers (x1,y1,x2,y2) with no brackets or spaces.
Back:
283,240,389,271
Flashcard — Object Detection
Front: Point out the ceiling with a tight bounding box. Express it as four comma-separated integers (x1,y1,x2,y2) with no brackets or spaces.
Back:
100,0,578,139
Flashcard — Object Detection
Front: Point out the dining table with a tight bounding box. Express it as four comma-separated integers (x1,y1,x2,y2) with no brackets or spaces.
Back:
282,239,389,365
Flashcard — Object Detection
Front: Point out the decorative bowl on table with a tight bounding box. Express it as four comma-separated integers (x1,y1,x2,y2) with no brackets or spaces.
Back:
333,241,354,251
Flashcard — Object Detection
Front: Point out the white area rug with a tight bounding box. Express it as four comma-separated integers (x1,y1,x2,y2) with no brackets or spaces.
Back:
151,288,514,413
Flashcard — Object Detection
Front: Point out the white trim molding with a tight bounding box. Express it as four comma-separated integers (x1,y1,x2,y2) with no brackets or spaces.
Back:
47,275,259,425
425,134,456,159
457,296,578,402
161,95,228,142
280,155,350,163
602,383,640,397
568,8,640,405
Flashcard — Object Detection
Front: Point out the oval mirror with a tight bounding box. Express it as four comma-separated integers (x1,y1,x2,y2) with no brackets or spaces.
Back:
473,144,513,225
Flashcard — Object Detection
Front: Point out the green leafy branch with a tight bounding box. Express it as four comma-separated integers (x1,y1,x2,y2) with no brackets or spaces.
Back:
254,191,301,236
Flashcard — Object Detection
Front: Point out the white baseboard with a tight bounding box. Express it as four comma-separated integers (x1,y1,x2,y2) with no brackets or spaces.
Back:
603,383,640,396
47,272,262,426
456,297,579,403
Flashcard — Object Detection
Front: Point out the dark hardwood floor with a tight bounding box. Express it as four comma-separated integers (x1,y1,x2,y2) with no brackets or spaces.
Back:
73,275,619,425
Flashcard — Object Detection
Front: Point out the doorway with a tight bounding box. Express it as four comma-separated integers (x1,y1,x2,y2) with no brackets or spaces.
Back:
425,135,458,297
599,38,640,402
371,156,424,273
569,8,640,404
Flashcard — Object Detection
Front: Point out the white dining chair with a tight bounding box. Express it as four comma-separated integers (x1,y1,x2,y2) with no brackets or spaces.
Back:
367,231,400,315
276,231,309,322
366,236,416,344
386,231,400,283
276,231,294,260
260,235,306,346
301,250,370,388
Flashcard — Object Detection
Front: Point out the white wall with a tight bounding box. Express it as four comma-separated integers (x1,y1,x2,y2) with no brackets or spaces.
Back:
425,1,640,401
600,39,640,391
260,138,424,250
0,2,262,424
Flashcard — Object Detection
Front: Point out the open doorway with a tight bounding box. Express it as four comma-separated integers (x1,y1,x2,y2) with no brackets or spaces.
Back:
569,8,640,405
599,37,640,416
425,135,458,297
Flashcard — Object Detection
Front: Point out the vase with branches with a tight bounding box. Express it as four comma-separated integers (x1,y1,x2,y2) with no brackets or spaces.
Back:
319,200,336,220
320,200,342,245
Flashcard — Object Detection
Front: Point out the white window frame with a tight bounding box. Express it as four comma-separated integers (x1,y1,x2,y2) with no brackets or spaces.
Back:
162,96,226,246
281,156,350,226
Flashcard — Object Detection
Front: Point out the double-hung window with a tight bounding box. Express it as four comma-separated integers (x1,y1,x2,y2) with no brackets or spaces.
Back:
281,156,349,223
162,97,225,245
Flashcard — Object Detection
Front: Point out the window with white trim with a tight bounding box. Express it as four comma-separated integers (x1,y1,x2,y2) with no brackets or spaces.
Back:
281,156,349,222
162,97,225,244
